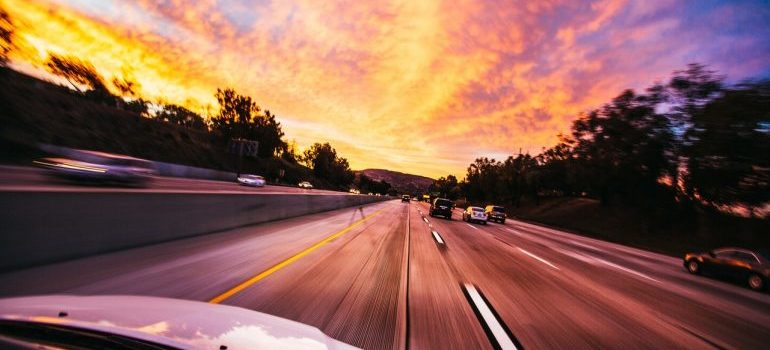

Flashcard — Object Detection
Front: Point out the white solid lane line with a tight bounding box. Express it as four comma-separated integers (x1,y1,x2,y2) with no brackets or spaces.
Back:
556,248,594,263
463,283,518,350
466,223,478,230
431,230,445,245
594,257,660,283
556,248,659,283
510,225,664,276
567,239,604,252
517,247,560,270
511,220,680,264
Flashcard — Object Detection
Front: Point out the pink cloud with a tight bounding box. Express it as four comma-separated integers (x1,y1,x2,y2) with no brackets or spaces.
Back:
5,0,770,178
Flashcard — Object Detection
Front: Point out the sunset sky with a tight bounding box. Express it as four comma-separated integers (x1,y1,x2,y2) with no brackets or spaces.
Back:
3,0,770,178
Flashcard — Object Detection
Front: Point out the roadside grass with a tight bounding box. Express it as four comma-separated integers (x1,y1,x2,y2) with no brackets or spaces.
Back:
508,197,769,257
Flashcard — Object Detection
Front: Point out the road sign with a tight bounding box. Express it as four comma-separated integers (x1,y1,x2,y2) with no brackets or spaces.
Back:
228,139,259,158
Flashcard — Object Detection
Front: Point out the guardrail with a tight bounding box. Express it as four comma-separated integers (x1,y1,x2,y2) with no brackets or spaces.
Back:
0,191,390,271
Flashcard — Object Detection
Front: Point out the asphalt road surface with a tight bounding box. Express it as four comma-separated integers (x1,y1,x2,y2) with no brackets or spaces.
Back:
0,165,347,195
1,199,769,349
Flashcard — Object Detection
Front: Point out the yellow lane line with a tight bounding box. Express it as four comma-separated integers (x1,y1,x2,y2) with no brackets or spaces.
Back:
209,205,389,304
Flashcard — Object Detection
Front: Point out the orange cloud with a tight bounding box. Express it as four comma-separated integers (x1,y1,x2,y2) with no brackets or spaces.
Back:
2,0,769,178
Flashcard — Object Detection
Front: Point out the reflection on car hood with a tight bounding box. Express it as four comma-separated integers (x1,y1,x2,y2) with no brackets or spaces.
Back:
0,295,358,350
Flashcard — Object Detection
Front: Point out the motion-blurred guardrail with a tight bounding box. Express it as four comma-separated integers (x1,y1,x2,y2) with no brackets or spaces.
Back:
0,191,390,270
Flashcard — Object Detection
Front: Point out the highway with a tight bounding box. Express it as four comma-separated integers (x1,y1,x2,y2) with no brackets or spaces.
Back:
1,199,769,349
0,165,347,194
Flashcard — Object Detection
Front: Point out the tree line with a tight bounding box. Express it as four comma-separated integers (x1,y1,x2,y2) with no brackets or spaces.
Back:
0,7,364,190
432,64,769,218
42,53,361,188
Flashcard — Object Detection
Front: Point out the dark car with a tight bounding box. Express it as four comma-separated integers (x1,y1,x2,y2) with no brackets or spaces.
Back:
684,247,770,291
484,205,506,223
429,198,453,219
402,195,410,202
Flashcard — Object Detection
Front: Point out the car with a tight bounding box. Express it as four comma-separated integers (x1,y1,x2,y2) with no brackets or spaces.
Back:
462,206,488,224
402,195,410,202
349,188,360,194
684,247,770,291
236,174,266,187
298,181,313,189
485,205,506,223
429,198,453,219
34,152,154,186
0,295,357,349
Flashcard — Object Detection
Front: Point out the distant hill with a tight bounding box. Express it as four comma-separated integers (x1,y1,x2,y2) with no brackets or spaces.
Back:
357,168,434,194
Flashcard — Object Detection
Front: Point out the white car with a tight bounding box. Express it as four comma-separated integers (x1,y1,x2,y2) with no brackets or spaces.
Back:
237,174,266,187
462,206,488,224
298,181,313,189
35,153,154,186
0,295,357,349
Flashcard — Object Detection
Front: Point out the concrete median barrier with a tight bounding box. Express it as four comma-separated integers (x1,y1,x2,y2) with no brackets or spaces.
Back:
0,191,390,271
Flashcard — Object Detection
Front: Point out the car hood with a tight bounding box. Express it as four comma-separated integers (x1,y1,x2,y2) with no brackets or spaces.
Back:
0,295,358,350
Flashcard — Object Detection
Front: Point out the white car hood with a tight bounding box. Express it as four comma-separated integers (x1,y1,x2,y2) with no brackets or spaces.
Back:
0,295,358,350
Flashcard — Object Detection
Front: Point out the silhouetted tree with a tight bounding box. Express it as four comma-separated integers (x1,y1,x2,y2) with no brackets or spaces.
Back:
355,174,392,195
281,139,301,163
0,8,13,66
373,180,392,195
464,157,502,203
45,53,109,94
684,81,770,216
211,88,257,139
112,76,140,97
123,98,148,116
667,63,724,129
430,175,461,200
211,88,286,157
662,64,725,200
302,142,354,187
501,154,538,206
355,173,374,192
535,136,576,197
571,89,675,206
251,110,287,157
156,103,206,130
451,63,766,220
